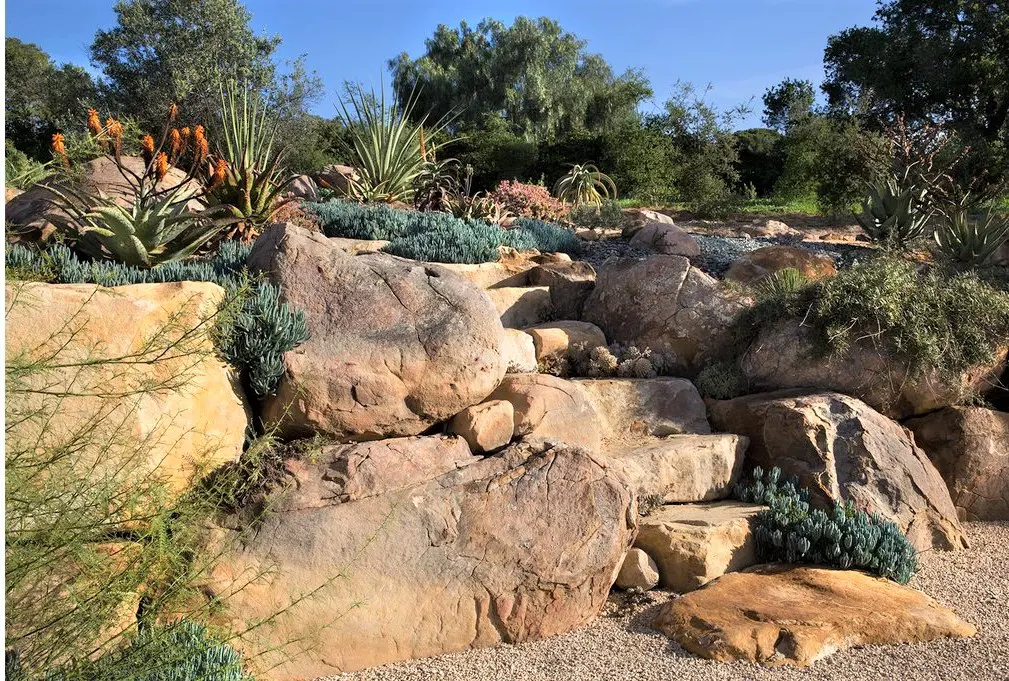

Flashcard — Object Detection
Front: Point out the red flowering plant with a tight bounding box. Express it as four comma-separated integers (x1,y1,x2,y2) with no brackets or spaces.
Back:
489,179,569,222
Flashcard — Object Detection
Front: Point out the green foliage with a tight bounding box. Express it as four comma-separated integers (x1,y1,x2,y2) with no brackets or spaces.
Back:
762,78,815,133
754,267,810,299
4,140,55,189
694,360,747,400
600,118,677,205
855,175,932,248
735,466,918,584
553,163,617,206
734,256,1009,384
389,17,652,143
5,242,306,399
568,200,630,230
934,207,1009,266
733,128,784,198
452,113,539,191
8,621,250,681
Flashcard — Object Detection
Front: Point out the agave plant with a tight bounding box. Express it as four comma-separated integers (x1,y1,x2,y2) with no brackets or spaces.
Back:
336,83,453,203
855,175,932,249
206,80,296,241
553,163,617,207
934,207,1009,266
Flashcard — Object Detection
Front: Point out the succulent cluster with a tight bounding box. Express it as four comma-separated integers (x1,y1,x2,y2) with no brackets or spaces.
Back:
543,342,672,379
934,206,1009,266
553,163,617,207
855,175,931,249
736,466,919,584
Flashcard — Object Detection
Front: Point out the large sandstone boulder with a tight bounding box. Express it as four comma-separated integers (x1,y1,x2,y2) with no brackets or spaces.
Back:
527,261,596,320
629,222,700,258
614,548,659,590
709,391,966,551
5,281,249,497
485,286,553,328
434,259,535,289
653,564,976,667
723,245,836,286
313,163,359,195
635,502,763,592
248,224,507,440
739,218,801,239
525,321,607,364
741,319,1006,419
204,439,635,678
583,256,751,377
906,407,1009,520
622,208,676,238
501,328,538,373
488,374,602,451
448,400,515,454
576,377,710,438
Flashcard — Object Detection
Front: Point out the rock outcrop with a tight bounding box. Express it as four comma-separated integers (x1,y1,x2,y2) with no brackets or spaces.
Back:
488,374,602,451
724,245,836,285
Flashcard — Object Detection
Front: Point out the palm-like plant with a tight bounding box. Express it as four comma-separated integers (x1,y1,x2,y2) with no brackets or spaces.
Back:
336,83,452,203
934,206,1009,266
553,163,617,206
206,81,296,241
855,175,932,249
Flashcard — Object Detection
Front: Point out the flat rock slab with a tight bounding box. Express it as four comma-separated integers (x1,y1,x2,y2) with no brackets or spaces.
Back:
486,286,553,328
653,564,976,667
635,501,762,592
577,377,710,438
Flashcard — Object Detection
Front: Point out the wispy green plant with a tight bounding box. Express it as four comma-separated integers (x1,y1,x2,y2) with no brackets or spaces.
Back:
934,207,1009,266
754,267,809,299
553,163,617,206
5,142,54,190
336,83,452,203
855,175,931,249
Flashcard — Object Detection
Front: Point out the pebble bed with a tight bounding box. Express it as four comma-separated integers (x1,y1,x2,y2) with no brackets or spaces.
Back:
327,522,1009,681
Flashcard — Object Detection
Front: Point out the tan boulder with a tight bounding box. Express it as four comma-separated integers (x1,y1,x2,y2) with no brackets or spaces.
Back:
527,261,596,320
6,186,23,202
485,286,553,328
741,319,1006,419
314,163,359,195
524,321,607,363
328,237,390,255
622,208,676,238
502,328,538,373
433,260,534,289
606,435,747,503
5,281,249,498
583,256,751,377
709,390,966,551
635,502,763,592
287,174,319,201
248,224,507,441
653,564,976,666
724,245,836,286
449,401,516,454
614,548,659,590
204,439,635,678
629,222,701,258
906,406,1009,520
488,374,602,451
740,218,801,239
576,377,710,439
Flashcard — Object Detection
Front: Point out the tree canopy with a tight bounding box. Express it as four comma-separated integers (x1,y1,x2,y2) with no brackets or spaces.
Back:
762,78,816,132
388,17,652,142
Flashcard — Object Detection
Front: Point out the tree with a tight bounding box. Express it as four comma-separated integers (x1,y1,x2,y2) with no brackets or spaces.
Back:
388,17,652,143
89,0,319,131
823,0,1009,147
734,128,784,197
5,38,97,159
762,78,816,132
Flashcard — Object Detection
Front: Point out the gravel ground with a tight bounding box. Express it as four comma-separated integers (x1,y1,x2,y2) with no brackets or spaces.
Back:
327,522,1009,681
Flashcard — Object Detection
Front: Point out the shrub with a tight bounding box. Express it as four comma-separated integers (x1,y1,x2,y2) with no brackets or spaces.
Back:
5,140,54,189
5,242,306,398
568,200,630,231
694,360,747,399
490,180,568,222
733,256,1009,384
735,466,918,584
540,342,672,379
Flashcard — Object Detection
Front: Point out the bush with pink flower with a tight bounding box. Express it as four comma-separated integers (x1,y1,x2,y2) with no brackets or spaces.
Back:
489,180,569,222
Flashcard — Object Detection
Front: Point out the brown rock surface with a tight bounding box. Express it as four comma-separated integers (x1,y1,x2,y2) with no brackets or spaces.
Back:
527,261,596,320
724,245,837,285
449,400,516,454
525,321,607,363
614,548,659,590
629,222,701,258
576,377,710,438
488,374,602,451
485,286,553,328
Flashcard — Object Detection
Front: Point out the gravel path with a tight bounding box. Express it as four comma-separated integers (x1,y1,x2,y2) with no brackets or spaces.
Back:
327,522,1009,681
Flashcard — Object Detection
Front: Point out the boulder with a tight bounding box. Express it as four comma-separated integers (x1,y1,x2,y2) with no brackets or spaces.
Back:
449,400,516,454
6,186,23,202
576,377,710,439
906,407,1009,520
709,390,966,551
527,261,596,320
622,208,676,239
204,439,635,678
741,319,1006,419
328,237,389,255
629,222,701,258
502,328,538,373
582,256,750,377
740,218,801,239
433,260,534,290
248,224,507,440
606,435,747,503
314,163,359,195
287,174,319,201
653,564,976,667
635,502,763,592
723,245,836,286
614,548,659,590
488,375,602,451
485,287,553,328
524,321,607,363
5,281,248,498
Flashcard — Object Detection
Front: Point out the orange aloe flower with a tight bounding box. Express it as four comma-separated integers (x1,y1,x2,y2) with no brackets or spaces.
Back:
140,134,156,165
169,102,179,120
154,152,169,182
169,128,182,158
87,109,102,137
106,118,123,139
51,133,68,164
192,125,209,164
209,158,228,190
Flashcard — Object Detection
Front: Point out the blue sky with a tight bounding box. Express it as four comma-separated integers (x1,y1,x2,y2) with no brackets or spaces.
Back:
4,0,879,129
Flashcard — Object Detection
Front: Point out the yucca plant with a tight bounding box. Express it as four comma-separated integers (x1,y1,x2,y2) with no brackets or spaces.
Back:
934,206,1009,266
336,83,453,203
855,175,932,249
206,80,296,242
553,163,617,206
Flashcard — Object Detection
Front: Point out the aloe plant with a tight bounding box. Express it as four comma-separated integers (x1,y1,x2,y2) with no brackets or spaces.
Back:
336,83,452,203
553,163,617,206
855,175,932,249
934,207,1009,266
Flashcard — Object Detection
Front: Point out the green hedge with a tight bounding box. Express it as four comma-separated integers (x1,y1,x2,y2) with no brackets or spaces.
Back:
5,242,307,399
305,200,582,264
